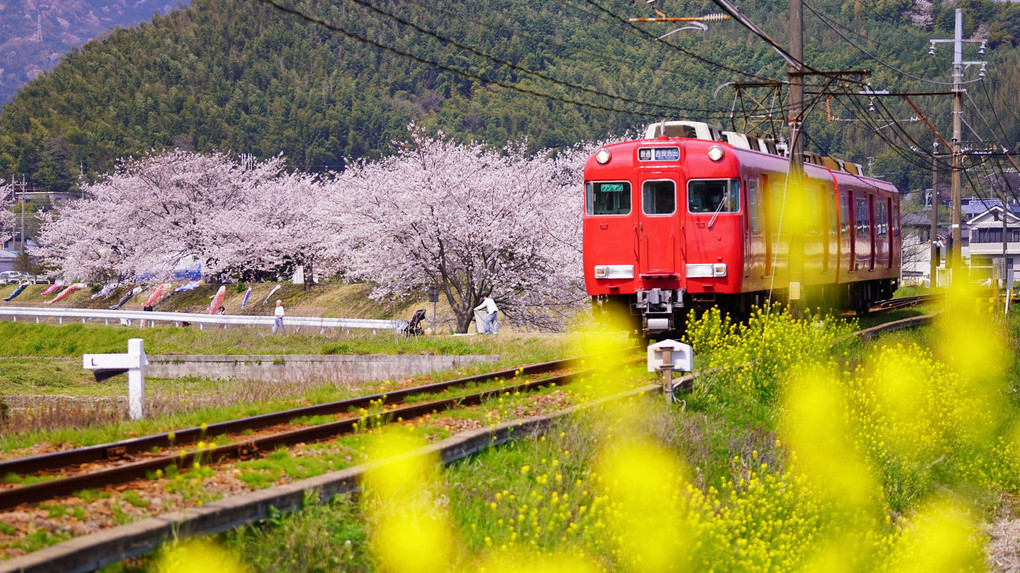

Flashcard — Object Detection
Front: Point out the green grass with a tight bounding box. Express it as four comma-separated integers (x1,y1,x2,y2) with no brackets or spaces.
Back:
0,320,584,451
93,307,1020,572
0,321,512,359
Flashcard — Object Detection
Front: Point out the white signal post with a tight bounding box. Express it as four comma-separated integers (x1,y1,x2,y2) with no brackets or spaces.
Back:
83,338,147,420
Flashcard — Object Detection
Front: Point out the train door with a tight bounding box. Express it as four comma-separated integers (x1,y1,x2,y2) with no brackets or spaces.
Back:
869,195,877,270
761,174,774,277
746,177,766,282
819,184,831,274
841,190,852,273
891,197,900,270
826,185,838,274
875,197,889,269
854,193,872,271
637,174,679,275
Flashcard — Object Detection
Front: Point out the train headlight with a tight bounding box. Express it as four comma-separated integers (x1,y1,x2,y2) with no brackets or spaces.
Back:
595,149,612,164
707,145,725,161
686,263,727,278
594,265,634,279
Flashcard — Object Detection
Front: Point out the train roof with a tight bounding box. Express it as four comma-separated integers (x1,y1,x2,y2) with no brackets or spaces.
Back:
636,120,870,179
593,132,898,194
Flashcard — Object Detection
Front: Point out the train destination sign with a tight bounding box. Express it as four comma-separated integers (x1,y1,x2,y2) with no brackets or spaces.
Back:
638,147,680,162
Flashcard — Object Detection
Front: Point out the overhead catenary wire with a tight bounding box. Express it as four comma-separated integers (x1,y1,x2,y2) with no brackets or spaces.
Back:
802,0,984,88
295,0,733,117
573,0,784,83
253,0,731,119
396,0,741,91
979,76,1020,130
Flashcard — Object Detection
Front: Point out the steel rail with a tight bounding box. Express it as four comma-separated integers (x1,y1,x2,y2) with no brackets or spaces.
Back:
0,365,604,510
871,293,944,311
0,358,580,477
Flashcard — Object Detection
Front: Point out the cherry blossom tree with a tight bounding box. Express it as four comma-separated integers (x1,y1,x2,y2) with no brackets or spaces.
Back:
35,151,321,282
34,130,594,333
328,125,591,332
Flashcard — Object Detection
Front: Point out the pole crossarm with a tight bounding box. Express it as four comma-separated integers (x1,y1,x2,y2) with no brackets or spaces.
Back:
628,14,730,22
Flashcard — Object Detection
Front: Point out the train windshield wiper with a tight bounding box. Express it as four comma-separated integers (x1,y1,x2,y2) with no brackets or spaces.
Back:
707,195,728,229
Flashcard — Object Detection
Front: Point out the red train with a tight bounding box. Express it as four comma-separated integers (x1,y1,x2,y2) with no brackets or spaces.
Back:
583,121,901,335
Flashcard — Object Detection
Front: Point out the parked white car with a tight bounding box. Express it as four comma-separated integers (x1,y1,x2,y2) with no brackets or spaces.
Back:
0,271,23,284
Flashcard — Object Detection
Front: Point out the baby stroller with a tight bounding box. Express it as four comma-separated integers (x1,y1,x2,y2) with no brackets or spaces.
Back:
403,309,427,337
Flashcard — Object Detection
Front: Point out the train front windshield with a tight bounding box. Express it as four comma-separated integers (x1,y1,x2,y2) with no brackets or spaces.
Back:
688,179,740,213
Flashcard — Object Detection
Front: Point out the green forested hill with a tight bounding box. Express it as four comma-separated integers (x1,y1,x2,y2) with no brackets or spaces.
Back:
1,0,1020,194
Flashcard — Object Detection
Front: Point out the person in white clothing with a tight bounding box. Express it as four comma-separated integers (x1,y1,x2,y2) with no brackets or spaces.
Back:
474,295,499,334
273,300,285,334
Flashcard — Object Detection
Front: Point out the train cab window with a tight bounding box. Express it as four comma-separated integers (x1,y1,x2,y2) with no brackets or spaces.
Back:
855,197,870,237
688,179,740,213
642,180,676,215
586,181,632,215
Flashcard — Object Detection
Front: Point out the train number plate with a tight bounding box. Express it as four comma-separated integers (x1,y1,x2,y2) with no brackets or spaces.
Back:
638,147,680,162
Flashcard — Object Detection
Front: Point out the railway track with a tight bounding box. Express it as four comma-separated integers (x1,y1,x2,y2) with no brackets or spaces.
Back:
0,315,940,573
0,355,633,511
0,304,939,512
870,293,945,312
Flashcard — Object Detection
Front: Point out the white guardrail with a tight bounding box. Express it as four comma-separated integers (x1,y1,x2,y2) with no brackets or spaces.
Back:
0,306,404,334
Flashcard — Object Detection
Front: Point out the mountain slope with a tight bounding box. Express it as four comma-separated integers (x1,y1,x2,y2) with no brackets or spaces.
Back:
0,0,1019,195
0,0,188,105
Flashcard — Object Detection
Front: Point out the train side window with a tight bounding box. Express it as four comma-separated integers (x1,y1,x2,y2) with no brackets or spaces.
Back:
841,191,851,234
586,181,632,215
892,199,899,238
855,197,870,237
642,180,676,215
827,189,837,234
688,179,740,213
876,200,888,237
808,185,823,234
748,180,760,232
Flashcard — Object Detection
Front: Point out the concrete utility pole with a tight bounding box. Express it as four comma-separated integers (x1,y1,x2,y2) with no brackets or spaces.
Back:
929,9,987,284
787,0,805,315
10,174,27,256
952,14,963,286
931,141,939,287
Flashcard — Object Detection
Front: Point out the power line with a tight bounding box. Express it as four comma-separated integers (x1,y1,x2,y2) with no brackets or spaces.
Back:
254,0,730,119
802,0,982,88
316,0,730,116
979,76,1020,130
395,0,724,86
574,0,783,83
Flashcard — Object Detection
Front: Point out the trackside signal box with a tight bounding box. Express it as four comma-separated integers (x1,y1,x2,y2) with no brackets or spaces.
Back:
647,339,692,373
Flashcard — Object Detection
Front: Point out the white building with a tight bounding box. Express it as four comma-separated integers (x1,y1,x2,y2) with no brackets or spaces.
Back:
967,205,1020,283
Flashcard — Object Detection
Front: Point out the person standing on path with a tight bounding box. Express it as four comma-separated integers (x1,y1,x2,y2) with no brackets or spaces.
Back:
474,295,499,334
272,300,285,334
